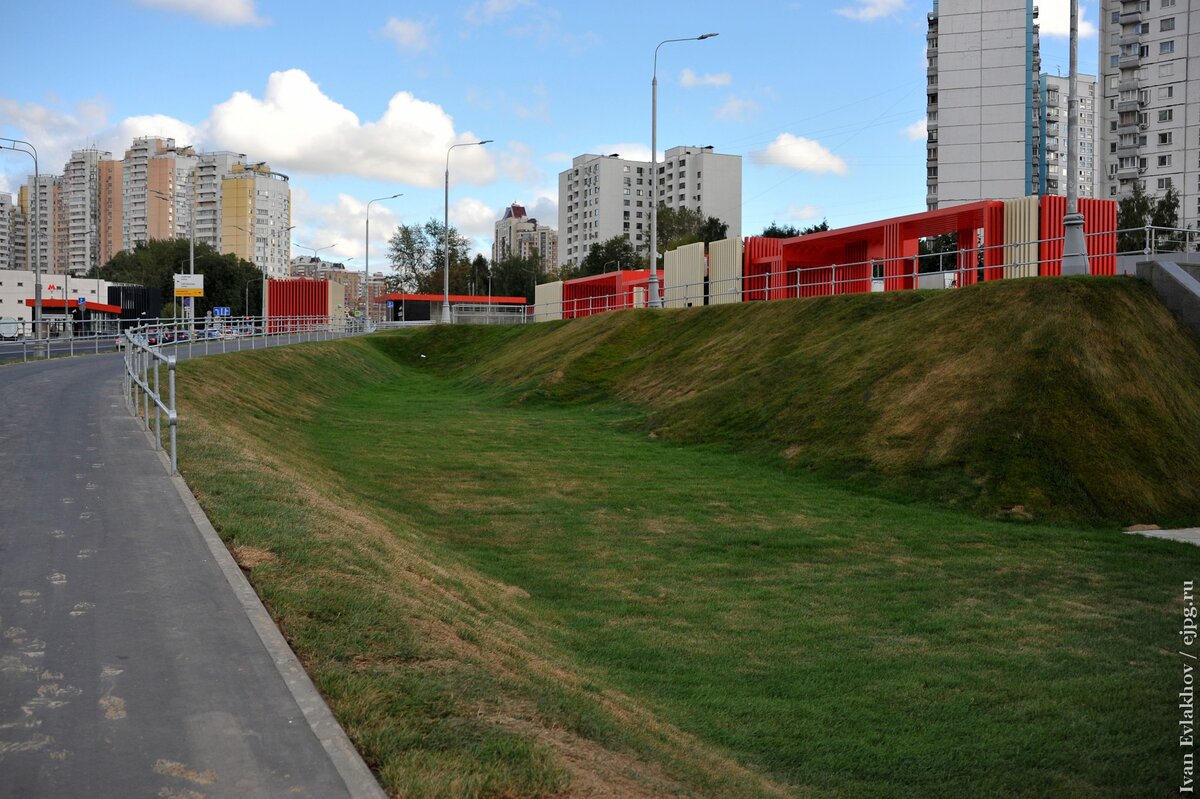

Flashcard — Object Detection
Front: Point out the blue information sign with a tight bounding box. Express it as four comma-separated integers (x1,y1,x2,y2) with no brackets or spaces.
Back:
77,297,86,307
213,307,231,317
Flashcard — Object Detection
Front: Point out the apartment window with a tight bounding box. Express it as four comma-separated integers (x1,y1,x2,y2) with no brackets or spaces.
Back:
1159,109,1174,122
1159,86,1175,99
1159,132,1173,145
1164,0,1176,6
1162,17,1176,31
1110,143,1118,153
1158,177,1173,190
1158,155,1171,167
1161,63,1176,77
1111,10,1120,22
1160,40,1175,55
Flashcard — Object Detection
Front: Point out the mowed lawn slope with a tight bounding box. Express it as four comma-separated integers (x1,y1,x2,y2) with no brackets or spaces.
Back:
377,275,1200,527
174,278,1200,798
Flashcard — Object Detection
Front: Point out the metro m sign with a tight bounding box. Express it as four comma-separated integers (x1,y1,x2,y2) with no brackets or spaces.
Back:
173,273,204,298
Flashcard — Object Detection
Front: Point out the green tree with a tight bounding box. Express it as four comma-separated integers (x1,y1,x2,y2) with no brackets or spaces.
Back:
491,253,542,301
761,219,829,238
917,232,960,274
385,218,473,294
655,205,730,255
577,236,641,278
92,238,263,317
1116,182,1184,253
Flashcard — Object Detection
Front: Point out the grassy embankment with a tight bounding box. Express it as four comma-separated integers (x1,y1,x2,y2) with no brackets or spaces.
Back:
176,276,1200,798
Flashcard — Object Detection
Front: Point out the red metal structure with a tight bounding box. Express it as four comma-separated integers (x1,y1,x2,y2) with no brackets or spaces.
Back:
1038,196,1118,276
751,200,1007,299
548,196,1121,321
265,279,341,332
561,270,661,318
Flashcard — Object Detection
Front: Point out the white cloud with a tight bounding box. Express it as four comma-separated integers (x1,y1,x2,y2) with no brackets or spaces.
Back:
450,197,499,255
543,151,571,165
903,117,927,141
1037,0,1098,38
134,0,267,26
464,0,535,25
716,96,760,122
525,191,558,226
752,134,848,175
203,69,496,187
291,190,407,269
0,70,497,190
680,68,732,88
787,205,824,223
382,17,434,54
499,141,542,184
594,143,652,163
835,0,906,21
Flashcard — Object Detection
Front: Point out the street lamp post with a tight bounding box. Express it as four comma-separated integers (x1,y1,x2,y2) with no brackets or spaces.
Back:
1061,0,1089,275
366,193,402,326
1,138,41,336
443,140,492,324
647,33,718,309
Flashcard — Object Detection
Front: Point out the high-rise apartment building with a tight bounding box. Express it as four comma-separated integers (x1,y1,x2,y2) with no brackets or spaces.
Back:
557,147,741,270
1098,0,1196,227
0,194,14,270
1039,73,1100,198
493,203,558,269
98,158,123,266
61,148,110,274
121,136,195,251
22,175,57,274
926,0,1042,209
220,161,292,278
656,146,741,240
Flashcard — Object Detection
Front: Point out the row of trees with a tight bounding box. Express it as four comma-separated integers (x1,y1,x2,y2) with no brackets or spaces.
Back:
91,238,264,317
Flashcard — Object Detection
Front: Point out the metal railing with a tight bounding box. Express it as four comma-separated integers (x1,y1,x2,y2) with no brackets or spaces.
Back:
122,314,373,473
534,225,1200,320
0,317,123,363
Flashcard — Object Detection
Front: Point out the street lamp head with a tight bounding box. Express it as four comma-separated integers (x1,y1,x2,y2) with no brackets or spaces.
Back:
478,139,494,145
698,32,719,40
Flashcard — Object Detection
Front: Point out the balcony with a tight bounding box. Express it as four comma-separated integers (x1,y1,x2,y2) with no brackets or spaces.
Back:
1118,99,1140,113
1119,10,1142,25
1119,52,1142,68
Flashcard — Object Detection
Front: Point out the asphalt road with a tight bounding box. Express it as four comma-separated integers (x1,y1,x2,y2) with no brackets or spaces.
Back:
0,353,384,798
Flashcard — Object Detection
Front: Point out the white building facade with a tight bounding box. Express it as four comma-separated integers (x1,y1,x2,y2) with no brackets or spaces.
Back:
1098,0,1197,227
926,0,1043,209
493,203,558,269
557,147,742,271
1039,73,1099,198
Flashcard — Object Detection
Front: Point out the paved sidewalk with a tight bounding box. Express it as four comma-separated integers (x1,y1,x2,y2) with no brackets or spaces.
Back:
1126,527,1200,546
0,354,385,798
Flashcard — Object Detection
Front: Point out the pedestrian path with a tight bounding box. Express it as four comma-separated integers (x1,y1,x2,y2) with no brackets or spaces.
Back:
1126,527,1200,546
0,354,385,798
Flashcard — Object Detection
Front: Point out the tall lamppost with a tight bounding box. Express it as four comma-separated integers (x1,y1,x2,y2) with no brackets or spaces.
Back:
1061,0,1089,274
1,138,41,335
149,186,196,328
443,140,492,324
647,33,718,308
366,193,402,325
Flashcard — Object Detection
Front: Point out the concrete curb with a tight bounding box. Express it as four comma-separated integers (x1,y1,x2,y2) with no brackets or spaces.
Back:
144,431,389,799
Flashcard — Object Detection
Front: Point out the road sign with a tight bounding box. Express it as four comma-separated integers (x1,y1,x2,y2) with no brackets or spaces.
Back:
213,307,231,317
174,274,204,298
77,297,86,307
386,300,394,309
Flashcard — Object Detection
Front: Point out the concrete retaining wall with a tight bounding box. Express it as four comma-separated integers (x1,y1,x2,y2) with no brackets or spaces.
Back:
1138,260,1200,341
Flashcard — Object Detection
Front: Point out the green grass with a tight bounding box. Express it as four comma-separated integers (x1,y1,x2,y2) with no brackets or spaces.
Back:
173,279,1200,797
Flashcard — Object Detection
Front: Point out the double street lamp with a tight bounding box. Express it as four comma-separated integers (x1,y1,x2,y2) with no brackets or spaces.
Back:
366,193,402,324
647,33,719,309
443,140,492,324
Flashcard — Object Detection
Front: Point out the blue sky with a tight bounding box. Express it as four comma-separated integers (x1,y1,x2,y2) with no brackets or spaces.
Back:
2,0,1098,262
